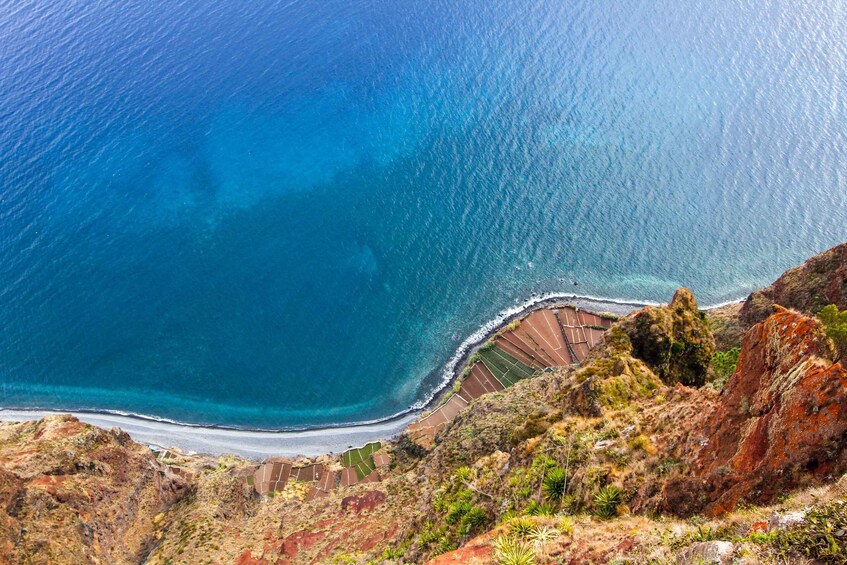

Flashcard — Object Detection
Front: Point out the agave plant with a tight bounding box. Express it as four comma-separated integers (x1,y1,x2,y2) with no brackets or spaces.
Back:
528,525,560,550
494,535,536,565
508,516,537,538
542,467,568,500
594,485,623,519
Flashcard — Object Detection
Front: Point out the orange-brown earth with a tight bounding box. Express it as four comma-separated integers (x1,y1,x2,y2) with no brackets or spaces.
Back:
1,243,846,564
0,415,187,564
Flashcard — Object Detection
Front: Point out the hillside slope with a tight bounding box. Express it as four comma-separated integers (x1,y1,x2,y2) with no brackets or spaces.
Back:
1,243,846,564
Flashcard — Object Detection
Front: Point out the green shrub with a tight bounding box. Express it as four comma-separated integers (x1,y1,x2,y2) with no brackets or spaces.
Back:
542,467,568,500
776,501,847,564
560,494,579,515
819,305,847,361
454,466,472,482
494,535,536,565
593,485,623,519
710,347,740,387
558,516,575,536
458,506,488,535
531,454,558,472
509,516,537,539
436,536,457,556
418,522,443,547
524,501,554,516
445,500,473,525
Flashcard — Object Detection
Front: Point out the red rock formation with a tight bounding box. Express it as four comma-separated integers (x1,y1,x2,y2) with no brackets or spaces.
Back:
340,490,386,514
667,308,847,516
740,242,847,326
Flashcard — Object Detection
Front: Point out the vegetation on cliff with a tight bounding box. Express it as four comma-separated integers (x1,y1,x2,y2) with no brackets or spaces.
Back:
819,303,847,361
619,288,715,387
740,242,847,326
2,244,847,564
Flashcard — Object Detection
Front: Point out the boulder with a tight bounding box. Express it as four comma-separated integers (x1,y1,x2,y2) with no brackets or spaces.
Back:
676,541,735,564
768,510,806,531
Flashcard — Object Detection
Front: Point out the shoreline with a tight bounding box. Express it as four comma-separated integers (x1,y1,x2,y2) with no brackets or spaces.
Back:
0,293,746,458
0,408,419,460
417,292,652,412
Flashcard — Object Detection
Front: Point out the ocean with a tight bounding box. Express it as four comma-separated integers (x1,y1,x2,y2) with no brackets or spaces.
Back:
1,0,846,428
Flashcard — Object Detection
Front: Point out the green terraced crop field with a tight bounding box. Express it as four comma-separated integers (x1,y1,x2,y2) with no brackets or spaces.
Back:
477,346,536,386
342,441,381,480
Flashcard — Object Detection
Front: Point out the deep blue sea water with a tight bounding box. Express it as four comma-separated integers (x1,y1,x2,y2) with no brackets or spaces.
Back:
1,1,846,428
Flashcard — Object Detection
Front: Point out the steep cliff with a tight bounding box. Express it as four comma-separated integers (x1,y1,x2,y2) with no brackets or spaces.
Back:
664,307,847,517
2,244,847,564
0,415,187,564
619,288,715,387
740,242,847,326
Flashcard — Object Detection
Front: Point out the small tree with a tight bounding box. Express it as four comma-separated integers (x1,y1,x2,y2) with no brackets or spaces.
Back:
818,305,847,361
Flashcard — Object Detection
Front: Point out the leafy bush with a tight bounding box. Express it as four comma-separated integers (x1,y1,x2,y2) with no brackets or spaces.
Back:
560,494,579,515
445,500,473,525
494,535,536,565
593,485,623,519
458,506,488,535
777,501,847,564
558,516,575,536
628,434,657,454
710,347,740,387
509,516,537,538
819,305,847,361
524,501,554,516
436,536,457,555
418,522,444,548
454,466,472,482
542,467,568,500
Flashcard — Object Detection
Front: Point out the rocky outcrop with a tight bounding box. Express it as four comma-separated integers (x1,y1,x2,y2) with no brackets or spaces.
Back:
620,288,715,386
665,308,847,516
0,415,187,564
740,242,847,326
3,246,847,564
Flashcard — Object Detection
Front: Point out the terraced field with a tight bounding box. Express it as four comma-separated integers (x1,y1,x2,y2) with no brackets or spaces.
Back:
249,304,612,498
407,305,613,447
251,441,390,498
342,441,381,480
475,345,536,386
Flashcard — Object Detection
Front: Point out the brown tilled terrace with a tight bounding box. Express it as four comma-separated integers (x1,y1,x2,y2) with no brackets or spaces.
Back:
406,305,612,447
248,304,612,497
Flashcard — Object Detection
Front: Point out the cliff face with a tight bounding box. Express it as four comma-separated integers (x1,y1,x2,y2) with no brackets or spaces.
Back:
1,244,847,564
740,242,847,326
664,307,847,517
0,415,187,564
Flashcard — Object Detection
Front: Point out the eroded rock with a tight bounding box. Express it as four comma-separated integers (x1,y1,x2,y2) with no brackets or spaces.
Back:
620,288,715,387
681,308,847,515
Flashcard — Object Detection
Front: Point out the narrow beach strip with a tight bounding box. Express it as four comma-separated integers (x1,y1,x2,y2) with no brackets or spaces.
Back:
0,409,418,460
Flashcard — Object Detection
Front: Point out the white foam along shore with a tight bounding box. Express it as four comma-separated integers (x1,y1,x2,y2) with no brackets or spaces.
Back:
0,293,744,460
415,292,651,411
0,408,419,460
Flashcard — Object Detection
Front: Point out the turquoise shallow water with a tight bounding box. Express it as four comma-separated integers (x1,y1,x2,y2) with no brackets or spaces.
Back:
1,1,846,428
